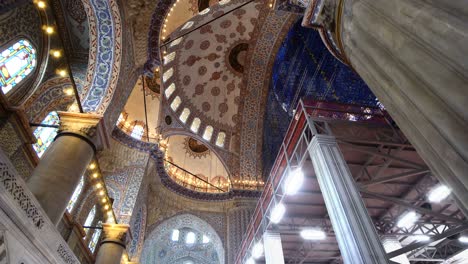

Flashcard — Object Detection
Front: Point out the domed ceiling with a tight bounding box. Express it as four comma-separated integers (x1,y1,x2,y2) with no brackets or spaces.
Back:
161,0,262,139
118,75,161,141
166,135,230,192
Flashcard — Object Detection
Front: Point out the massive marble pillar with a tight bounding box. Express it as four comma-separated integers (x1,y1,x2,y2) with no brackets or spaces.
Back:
27,112,101,225
303,0,468,210
309,135,389,263
95,224,129,264
263,232,285,264
341,0,468,211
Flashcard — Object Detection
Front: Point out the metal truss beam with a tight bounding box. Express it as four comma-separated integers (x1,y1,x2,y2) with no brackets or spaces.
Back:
359,169,430,187
360,190,466,223
387,224,468,259
339,141,427,169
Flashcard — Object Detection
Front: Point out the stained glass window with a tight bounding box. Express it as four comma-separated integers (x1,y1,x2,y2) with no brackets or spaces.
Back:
131,125,144,140
88,221,102,253
33,111,60,158
0,39,37,94
83,205,96,235
66,176,84,213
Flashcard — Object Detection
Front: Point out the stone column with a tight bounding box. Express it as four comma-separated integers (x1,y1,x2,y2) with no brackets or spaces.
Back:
336,0,468,210
95,224,129,264
263,232,285,264
382,237,410,264
299,0,468,213
308,135,389,263
27,112,101,225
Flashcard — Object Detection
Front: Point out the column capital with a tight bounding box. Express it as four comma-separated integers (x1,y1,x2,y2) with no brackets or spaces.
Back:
301,0,350,64
56,112,102,150
101,224,130,248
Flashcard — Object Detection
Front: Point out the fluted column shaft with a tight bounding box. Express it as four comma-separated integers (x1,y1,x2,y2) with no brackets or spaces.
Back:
95,224,129,264
308,135,389,263
27,112,101,225
339,0,468,210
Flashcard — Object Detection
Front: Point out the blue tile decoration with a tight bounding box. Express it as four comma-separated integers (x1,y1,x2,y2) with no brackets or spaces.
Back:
271,19,377,116
81,0,116,112
262,18,378,177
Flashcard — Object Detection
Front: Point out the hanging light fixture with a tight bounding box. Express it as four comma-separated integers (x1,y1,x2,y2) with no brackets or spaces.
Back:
252,241,263,259
397,211,419,229
270,202,286,224
284,167,304,195
428,184,451,203
300,228,326,240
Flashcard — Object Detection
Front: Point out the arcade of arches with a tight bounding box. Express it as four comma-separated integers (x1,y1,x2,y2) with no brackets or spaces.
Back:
0,0,467,264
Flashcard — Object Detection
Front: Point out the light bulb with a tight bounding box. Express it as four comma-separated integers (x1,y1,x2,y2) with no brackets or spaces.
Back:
252,241,263,259
270,203,286,224
397,211,419,229
284,167,304,195
45,26,54,34
300,228,326,240
37,1,46,9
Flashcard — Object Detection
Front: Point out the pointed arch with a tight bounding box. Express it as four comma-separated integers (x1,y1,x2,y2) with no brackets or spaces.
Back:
141,214,225,264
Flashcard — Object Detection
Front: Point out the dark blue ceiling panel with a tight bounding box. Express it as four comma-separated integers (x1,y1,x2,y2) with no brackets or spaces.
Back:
271,19,377,116
262,18,378,178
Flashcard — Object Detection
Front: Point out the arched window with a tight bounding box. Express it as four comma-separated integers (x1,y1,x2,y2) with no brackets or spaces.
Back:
164,52,176,65
163,68,174,83
198,0,210,12
131,124,144,140
83,205,96,235
66,176,84,213
33,111,60,158
186,231,196,244
181,21,194,31
203,125,213,141
190,118,201,133
179,108,190,123
170,96,181,111
215,132,226,147
170,37,183,47
88,221,102,253
0,39,37,94
165,83,176,98
171,229,180,241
